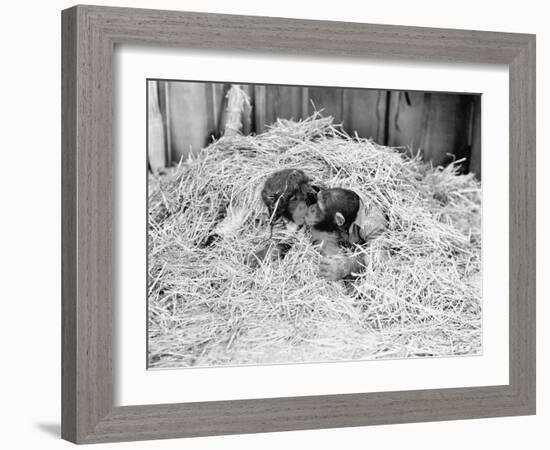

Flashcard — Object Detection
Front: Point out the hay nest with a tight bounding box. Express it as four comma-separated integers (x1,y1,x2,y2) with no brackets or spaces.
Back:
148,113,482,369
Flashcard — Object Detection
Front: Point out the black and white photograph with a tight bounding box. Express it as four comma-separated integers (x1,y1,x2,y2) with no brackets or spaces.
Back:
147,80,482,369
2,0,544,446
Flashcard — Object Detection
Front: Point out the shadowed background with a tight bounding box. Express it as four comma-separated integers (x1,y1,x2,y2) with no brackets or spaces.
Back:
148,80,481,178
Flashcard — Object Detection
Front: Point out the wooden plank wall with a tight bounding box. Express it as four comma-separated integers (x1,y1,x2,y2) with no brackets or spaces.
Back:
148,81,481,177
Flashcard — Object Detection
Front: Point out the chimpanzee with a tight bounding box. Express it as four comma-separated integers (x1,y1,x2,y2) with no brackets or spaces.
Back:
305,187,387,281
246,168,320,266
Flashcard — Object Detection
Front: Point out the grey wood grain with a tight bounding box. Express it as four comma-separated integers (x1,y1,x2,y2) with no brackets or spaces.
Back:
61,4,536,444
61,7,77,443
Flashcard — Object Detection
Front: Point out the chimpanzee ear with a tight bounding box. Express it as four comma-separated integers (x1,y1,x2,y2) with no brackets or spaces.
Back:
334,212,346,227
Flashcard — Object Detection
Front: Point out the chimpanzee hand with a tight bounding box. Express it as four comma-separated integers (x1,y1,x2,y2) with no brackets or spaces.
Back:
319,255,351,281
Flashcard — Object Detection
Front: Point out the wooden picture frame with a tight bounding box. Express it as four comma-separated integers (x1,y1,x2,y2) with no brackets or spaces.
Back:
61,5,536,444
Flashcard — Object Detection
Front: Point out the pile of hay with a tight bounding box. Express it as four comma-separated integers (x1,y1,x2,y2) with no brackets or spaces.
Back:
148,113,482,369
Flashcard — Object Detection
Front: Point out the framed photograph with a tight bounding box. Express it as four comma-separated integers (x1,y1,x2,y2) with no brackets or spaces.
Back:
62,5,536,444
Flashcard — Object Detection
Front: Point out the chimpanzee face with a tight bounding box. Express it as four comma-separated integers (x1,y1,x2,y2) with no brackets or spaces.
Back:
287,195,308,225
305,193,325,227
261,169,320,225
305,188,359,232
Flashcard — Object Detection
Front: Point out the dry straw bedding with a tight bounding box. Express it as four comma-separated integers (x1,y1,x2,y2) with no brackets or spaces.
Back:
148,114,482,369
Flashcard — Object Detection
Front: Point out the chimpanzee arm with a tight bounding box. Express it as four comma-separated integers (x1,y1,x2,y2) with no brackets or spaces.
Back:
340,208,387,278
343,207,386,277
356,203,387,243
311,229,340,252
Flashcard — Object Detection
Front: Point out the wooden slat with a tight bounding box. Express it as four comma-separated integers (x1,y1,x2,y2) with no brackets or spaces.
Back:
469,97,482,178
301,87,310,119
147,81,167,172
167,81,211,160
308,86,343,122
386,91,479,168
253,85,267,133
342,88,386,142
265,85,303,124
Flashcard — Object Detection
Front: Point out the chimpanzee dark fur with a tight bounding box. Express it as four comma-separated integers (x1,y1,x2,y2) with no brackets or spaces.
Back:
310,188,360,233
261,169,319,223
